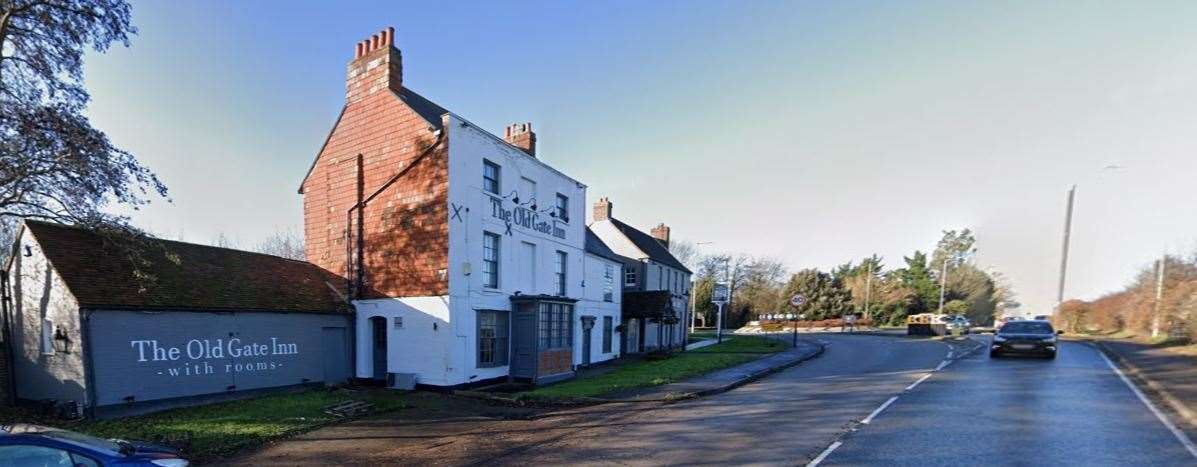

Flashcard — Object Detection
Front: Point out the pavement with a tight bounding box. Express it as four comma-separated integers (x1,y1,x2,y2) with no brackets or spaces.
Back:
819,335,1197,466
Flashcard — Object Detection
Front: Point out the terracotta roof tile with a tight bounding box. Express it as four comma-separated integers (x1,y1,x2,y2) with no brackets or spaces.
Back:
23,221,349,313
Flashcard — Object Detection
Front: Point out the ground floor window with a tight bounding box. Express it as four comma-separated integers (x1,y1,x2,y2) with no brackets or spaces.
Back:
477,310,509,367
602,316,613,353
538,302,573,349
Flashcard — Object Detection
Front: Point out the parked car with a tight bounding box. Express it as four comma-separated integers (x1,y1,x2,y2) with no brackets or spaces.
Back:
0,424,188,467
943,315,971,334
990,320,1061,359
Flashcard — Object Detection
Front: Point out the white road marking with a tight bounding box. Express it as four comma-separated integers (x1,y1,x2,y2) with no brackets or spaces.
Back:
860,396,899,425
946,350,954,359
905,372,933,391
1098,350,1197,459
935,360,949,371
806,441,842,467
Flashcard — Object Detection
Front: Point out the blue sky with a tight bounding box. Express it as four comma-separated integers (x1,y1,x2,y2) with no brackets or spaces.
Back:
84,1,1197,314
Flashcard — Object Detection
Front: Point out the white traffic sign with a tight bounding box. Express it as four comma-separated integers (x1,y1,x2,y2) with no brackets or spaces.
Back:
789,294,806,308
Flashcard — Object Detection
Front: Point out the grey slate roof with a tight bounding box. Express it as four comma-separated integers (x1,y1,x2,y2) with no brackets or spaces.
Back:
606,218,692,274
397,87,449,129
584,227,622,262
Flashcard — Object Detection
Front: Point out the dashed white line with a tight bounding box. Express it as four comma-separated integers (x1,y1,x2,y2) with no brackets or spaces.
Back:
905,372,933,391
1098,350,1197,459
860,396,899,425
806,441,843,467
946,350,954,359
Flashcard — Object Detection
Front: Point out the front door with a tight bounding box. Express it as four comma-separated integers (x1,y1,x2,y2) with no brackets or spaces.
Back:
625,318,640,353
581,316,595,366
370,317,387,381
511,302,537,379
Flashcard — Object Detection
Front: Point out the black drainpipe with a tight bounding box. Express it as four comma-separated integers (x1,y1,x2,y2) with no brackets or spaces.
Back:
1,270,16,404
342,129,445,300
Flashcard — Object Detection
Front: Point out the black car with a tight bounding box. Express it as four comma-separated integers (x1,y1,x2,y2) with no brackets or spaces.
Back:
990,320,1061,359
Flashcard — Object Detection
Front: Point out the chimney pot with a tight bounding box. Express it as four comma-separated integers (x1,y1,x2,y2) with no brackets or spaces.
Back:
651,223,671,248
347,27,403,100
504,121,537,157
593,197,613,222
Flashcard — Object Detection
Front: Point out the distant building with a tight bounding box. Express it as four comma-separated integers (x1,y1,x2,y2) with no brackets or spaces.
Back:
588,198,692,353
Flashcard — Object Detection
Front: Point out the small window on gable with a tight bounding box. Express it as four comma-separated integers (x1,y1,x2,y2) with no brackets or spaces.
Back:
483,160,501,195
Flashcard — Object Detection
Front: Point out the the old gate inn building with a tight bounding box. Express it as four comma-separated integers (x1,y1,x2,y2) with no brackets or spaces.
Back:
0,27,689,416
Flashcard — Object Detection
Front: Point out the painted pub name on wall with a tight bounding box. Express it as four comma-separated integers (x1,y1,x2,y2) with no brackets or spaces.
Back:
130,338,299,378
490,197,566,239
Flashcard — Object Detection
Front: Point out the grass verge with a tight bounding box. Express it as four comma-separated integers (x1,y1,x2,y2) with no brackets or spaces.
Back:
520,336,784,400
68,388,409,462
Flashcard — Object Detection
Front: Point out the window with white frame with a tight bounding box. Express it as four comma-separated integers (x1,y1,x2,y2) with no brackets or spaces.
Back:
477,310,509,367
555,251,567,296
603,264,614,302
482,232,500,288
483,160,500,195
555,193,569,221
537,302,573,349
625,268,637,287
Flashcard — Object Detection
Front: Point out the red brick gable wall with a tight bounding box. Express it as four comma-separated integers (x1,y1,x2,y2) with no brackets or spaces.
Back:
302,44,449,299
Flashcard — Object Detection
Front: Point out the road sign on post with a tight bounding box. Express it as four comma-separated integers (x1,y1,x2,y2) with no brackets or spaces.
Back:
788,294,806,347
713,283,729,343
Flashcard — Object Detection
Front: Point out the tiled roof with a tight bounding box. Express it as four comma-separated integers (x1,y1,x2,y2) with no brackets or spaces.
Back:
606,218,692,274
22,221,349,313
584,227,622,262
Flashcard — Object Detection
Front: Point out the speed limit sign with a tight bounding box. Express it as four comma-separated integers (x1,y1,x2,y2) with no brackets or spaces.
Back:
789,294,806,308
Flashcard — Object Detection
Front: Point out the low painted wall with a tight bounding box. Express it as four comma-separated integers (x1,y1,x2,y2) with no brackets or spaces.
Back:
85,310,351,407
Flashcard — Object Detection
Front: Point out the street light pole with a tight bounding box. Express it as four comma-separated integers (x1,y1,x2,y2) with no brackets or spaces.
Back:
1152,256,1165,338
863,261,873,320
938,258,949,314
1056,185,1076,309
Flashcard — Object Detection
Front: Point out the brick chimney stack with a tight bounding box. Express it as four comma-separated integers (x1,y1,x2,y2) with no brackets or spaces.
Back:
346,27,401,104
651,223,671,248
504,122,536,157
593,197,613,222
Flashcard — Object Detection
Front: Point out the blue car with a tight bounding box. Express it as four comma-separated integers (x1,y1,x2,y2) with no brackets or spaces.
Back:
0,424,188,467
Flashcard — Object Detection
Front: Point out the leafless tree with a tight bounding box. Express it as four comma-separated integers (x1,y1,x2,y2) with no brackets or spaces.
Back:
255,229,305,260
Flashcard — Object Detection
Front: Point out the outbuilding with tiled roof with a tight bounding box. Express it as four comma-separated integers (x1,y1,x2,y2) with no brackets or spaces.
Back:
1,220,353,418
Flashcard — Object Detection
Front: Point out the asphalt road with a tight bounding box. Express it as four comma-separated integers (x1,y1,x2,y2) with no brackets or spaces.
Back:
820,336,1197,466
487,333,957,465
